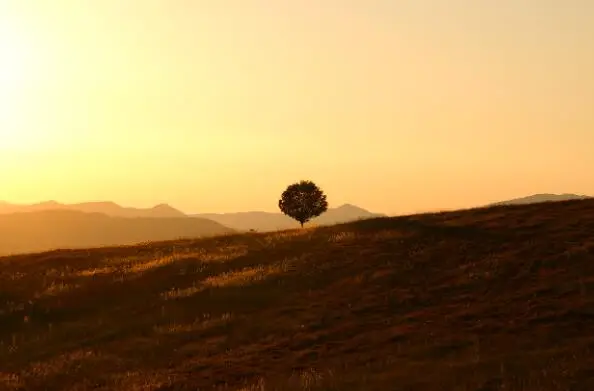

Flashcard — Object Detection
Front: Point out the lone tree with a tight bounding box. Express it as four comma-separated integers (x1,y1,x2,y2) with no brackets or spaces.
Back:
278,180,328,228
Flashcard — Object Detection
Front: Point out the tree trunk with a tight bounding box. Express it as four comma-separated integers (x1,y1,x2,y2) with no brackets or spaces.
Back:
300,221,304,228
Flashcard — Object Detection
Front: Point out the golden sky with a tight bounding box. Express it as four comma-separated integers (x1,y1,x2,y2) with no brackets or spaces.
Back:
1,0,593,214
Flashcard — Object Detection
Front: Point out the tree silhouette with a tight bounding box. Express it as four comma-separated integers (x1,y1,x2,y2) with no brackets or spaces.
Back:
278,180,328,228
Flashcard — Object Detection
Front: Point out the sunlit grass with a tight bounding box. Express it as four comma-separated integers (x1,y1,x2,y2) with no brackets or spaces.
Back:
25,349,98,378
0,373,22,390
74,246,249,279
203,263,282,288
162,258,297,299
76,266,118,277
153,312,234,335
127,255,178,274
259,228,313,247
35,281,80,298
234,368,340,391
161,281,204,299
327,231,356,243
104,371,175,391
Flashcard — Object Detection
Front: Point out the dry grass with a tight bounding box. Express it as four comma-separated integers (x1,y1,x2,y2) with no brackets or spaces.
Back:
1,199,594,390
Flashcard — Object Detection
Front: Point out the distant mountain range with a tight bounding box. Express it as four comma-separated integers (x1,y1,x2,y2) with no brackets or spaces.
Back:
0,193,590,255
0,209,233,256
0,202,382,228
0,201,186,218
193,204,385,232
490,193,592,206
0,201,382,254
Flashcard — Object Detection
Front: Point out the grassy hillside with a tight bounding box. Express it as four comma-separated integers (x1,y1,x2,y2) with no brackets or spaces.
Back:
1,199,594,390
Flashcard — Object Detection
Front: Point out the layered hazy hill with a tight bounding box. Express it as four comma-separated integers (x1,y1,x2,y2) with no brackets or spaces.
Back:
0,201,186,218
193,203,385,232
0,201,382,254
0,201,382,230
490,193,592,206
0,210,233,256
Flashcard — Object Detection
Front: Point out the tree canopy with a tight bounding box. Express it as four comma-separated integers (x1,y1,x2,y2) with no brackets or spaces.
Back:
278,180,328,227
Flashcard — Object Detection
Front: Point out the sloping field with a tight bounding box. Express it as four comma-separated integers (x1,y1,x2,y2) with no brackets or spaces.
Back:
1,199,594,390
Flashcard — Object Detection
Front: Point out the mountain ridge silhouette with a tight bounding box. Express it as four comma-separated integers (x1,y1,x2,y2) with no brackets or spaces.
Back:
0,200,186,218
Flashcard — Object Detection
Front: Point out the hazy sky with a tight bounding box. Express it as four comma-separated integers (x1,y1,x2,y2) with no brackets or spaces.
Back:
1,1,592,214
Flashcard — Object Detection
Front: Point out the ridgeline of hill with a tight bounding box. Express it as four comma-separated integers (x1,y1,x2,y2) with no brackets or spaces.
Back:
1,199,594,390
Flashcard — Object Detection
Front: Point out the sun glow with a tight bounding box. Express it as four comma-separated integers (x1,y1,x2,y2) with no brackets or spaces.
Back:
0,19,40,150
0,21,35,87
